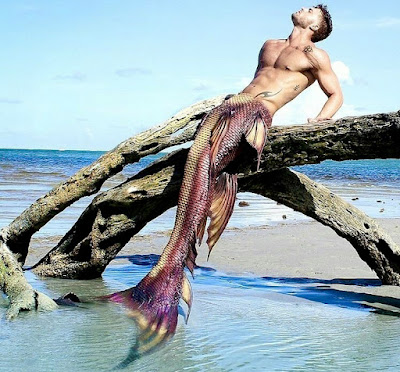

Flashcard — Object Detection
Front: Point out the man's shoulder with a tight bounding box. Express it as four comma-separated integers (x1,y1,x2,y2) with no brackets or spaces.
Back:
304,44,331,69
261,39,286,50
264,38,286,45
309,44,329,58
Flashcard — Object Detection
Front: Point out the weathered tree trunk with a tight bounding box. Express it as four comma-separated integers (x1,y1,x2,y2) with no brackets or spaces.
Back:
31,110,400,283
2,95,226,264
0,95,224,315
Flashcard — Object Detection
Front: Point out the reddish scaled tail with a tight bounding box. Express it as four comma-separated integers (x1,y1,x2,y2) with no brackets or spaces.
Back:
102,94,271,366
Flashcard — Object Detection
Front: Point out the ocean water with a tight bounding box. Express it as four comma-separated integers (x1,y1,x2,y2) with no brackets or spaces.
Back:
1,149,399,237
1,149,400,371
2,261,400,371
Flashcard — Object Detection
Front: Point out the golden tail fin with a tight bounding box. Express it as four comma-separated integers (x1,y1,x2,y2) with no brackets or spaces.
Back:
206,172,238,257
100,271,192,367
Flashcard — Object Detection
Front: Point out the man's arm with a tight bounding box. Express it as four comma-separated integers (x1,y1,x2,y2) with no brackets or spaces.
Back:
308,50,343,123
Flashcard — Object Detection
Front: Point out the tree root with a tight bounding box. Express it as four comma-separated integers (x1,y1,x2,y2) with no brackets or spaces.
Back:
0,238,58,319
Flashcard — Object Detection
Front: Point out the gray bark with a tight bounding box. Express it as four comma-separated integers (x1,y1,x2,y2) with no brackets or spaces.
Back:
32,150,187,278
30,110,400,283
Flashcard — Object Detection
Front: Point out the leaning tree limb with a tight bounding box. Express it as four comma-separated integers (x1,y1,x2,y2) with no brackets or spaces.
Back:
1,95,226,264
31,110,400,282
31,150,188,279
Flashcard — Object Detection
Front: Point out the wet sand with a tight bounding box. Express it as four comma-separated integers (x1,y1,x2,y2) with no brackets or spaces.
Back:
29,218,400,311
121,218,400,313
29,218,400,279
113,218,400,278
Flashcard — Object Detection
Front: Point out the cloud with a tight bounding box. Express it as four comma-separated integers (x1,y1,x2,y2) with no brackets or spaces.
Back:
337,17,400,30
84,127,94,140
375,17,400,28
191,79,215,91
338,103,368,118
190,76,251,94
273,83,325,126
115,68,152,77
332,61,353,85
53,72,86,81
0,98,22,104
233,77,252,89
273,61,361,125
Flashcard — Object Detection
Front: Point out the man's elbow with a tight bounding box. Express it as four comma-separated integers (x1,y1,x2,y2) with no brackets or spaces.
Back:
330,91,344,110
337,91,344,108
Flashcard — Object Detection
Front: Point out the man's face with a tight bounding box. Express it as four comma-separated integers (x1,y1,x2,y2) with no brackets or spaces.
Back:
292,7,322,30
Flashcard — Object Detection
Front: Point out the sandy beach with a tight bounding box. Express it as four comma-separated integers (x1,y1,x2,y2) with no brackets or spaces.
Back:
29,218,400,279
111,218,400,278
119,218,400,313
15,217,400,372
29,218,400,309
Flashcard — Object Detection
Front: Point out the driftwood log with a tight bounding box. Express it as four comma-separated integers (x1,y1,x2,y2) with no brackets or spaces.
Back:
1,94,400,317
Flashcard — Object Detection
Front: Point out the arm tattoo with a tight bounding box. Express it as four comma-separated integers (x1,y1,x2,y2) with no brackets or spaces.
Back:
294,85,300,91
255,88,282,98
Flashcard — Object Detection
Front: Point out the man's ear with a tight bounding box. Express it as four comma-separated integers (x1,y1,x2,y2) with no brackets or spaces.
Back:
310,23,319,32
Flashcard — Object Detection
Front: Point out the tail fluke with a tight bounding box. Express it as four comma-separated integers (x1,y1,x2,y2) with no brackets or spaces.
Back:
181,272,193,322
101,270,192,368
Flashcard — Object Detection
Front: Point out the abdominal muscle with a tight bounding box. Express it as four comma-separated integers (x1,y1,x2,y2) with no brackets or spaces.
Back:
241,67,312,116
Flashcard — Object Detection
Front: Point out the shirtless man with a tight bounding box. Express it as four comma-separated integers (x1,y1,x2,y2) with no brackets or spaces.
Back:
106,5,344,365
242,4,343,123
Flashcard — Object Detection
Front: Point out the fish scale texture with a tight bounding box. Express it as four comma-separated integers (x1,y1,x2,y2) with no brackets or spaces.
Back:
161,93,272,260
106,93,272,365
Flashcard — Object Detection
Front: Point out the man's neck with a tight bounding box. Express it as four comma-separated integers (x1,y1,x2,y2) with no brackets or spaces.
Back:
287,26,313,47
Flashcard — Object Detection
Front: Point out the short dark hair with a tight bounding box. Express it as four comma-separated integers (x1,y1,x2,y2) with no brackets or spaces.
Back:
312,4,332,42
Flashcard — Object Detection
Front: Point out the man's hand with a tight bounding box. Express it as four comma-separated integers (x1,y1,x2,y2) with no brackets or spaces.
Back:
307,117,332,123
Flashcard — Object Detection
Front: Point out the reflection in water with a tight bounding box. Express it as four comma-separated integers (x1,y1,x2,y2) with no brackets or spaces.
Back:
2,259,400,371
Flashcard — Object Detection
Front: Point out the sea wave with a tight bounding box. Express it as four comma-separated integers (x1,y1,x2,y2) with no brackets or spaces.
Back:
1,150,399,237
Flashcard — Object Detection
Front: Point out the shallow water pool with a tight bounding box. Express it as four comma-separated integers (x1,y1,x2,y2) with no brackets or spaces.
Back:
2,259,400,372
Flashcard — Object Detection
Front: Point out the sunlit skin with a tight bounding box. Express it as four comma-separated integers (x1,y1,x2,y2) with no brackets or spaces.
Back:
242,6,343,122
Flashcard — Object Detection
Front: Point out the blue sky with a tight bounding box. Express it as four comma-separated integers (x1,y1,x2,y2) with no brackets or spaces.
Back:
1,1,399,150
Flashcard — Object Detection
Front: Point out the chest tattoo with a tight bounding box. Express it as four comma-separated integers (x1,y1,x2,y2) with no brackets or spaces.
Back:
294,85,300,91
255,88,282,98
303,45,313,53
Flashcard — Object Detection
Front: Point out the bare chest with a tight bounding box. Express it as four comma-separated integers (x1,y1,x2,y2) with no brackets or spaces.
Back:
260,42,314,72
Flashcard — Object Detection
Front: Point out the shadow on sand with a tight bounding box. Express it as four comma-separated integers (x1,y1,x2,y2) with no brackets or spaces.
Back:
113,254,400,317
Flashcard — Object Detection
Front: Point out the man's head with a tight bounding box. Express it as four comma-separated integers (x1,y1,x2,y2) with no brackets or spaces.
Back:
292,4,332,42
